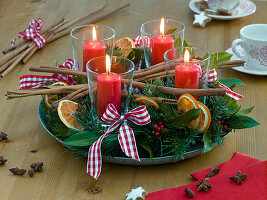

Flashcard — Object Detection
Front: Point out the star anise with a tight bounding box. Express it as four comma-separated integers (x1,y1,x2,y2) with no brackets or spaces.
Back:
229,171,247,184
30,162,43,172
184,187,195,198
0,131,8,141
9,167,27,175
197,178,212,192
207,166,220,177
0,156,8,165
28,168,35,177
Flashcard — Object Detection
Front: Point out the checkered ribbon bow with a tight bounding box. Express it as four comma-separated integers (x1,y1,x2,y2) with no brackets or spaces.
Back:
133,36,243,101
87,104,151,179
19,59,77,90
11,18,47,48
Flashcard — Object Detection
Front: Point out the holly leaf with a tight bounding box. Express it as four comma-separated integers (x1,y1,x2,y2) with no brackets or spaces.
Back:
174,37,182,48
202,131,213,153
164,109,200,128
64,131,99,147
127,48,142,65
166,28,177,35
225,115,260,129
216,52,233,63
237,106,255,116
209,54,219,69
183,40,192,47
219,78,245,89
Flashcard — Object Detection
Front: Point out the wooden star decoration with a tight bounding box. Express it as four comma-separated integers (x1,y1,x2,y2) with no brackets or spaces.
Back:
126,187,148,200
193,12,212,28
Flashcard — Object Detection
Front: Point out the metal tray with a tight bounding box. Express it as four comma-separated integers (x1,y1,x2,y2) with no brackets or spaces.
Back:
38,100,220,166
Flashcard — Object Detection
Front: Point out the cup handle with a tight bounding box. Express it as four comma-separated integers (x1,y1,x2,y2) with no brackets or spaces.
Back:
231,39,245,60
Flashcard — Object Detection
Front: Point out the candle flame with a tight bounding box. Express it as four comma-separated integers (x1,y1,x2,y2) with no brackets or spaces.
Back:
184,49,190,63
160,18,165,35
106,54,111,73
92,26,97,41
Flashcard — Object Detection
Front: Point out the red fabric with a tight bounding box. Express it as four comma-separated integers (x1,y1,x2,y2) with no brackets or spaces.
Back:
146,153,267,200
191,152,262,180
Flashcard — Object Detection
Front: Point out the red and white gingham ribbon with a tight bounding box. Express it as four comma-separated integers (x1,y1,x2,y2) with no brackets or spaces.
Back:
11,18,47,49
19,59,77,90
201,69,243,101
133,36,152,70
87,104,151,179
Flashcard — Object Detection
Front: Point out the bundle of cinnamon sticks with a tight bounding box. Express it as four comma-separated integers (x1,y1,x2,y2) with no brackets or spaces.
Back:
6,59,245,105
0,3,130,78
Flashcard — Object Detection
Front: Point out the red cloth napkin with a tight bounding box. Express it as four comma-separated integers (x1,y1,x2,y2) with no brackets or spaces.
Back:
191,152,262,180
146,153,267,200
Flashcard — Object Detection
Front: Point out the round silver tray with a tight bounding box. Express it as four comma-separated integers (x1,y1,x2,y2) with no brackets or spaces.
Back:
38,101,220,165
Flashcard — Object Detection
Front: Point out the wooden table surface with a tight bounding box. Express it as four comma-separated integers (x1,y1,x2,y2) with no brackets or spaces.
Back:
0,0,266,199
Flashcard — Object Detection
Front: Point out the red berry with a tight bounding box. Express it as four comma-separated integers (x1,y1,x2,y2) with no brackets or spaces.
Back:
217,120,222,125
158,121,163,126
153,124,159,130
160,125,165,129
223,125,228,130
156,127,161,132
155,131,161,137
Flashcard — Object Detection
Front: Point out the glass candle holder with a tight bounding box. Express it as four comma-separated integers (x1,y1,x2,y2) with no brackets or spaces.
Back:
164,47,211,98
70,25,115,72
86,56,134,122
140,19,185,68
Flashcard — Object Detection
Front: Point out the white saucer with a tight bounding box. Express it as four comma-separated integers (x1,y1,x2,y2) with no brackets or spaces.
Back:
189,0,256,20
225,47,267,76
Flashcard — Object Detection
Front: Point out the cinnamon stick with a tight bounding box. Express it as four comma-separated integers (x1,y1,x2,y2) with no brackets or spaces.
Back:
6,84,87,99
53,5,106,34
22,33,54,64
1,44,35,78
30,66,87,77
0,53,20,73
47,3,130,44
0,44,29,66
129,80,226,96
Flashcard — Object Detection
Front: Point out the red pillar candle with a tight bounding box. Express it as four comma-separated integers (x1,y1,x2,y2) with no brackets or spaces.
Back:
175,50,200,98
151,18,174,65
97,55,121,119
175,64,200,89
152,35,174,65
82,26,105,72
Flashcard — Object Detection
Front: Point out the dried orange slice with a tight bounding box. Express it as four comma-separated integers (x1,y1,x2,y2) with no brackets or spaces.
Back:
115,37,135,57
177,94,200,129
135,96,159,109
196,101,211,133
57,100,83,130
44,82,69,109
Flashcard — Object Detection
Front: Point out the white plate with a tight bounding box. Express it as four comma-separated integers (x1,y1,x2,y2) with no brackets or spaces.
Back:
189,0,256,20
226,47,267,76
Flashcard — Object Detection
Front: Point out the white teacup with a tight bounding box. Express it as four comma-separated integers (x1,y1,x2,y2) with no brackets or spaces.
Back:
232,24,267,71
207,0,240,11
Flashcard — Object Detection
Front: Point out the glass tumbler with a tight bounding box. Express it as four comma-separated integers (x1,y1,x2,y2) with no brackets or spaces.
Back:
86,56,134,122
70,25,115,72
164,47,211,100
140,19,185,68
